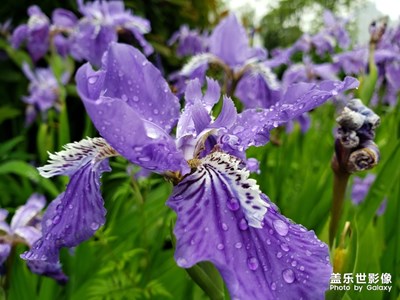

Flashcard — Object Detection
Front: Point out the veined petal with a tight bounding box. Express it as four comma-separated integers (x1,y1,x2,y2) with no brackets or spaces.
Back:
231,76,359,148
99,43,180,131
10,194,46,230
38,137,117,178
26,260,68,284
168,152,331,300
22,159,110,279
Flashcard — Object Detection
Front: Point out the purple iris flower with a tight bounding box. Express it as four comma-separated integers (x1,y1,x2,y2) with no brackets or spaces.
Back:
11,5,50,61
21,63,70,125
0,194,66,282
70,0,153,66
180,14,266,81
23,43,359,298
168,25,208,57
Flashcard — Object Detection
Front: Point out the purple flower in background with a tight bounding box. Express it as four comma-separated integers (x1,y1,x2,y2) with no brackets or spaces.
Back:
70,0,153,66
351,174,376,205
0,194,66,282
11,6,50,61
23,43,359,298
351,174,387,216
21,63,69,125
180,14,266,79
168,25,208,57
322,10,350,50
1,194,45,265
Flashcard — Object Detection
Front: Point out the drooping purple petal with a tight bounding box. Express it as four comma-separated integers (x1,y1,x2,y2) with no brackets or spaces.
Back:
52,8,78,29
168,151,331,300
230,76,359,149
11,25,28,49
27,259,68,284
10,194,45,230
22,160,110,278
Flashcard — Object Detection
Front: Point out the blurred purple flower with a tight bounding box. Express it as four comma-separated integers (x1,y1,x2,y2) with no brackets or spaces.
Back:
21,63,69,125
0,194,67,282
351,174,376,205
11,6,50,61
24,43,360,297
168,25,208,57
351,174,387,216
70,0,153,66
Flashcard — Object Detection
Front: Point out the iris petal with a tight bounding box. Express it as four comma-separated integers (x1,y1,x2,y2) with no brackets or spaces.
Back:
168,152,331,300
231,76,359,148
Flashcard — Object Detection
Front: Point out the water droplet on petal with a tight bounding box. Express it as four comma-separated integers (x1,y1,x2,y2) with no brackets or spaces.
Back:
133,96,139,102
280,243,289,252
88,76,98,84
68,204,73,209
221,223,229,231
177,257,188,267
247,257,259,270
306,250,312,256
233,126,244,134
299,266,305,271
121,94,128,102
282,269,295,283
271,282,277,290
227,197,240,211
273,220,289,236
238,218,248,231
90,222,99,230
276,252,282,258
291,260,297,267
217,243,224,250
266,239,271,245
52,215,61,225
235,242,242,249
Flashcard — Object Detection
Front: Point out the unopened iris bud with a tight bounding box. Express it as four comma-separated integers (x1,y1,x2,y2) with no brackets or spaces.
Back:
369,16,388,45
347,140,380,173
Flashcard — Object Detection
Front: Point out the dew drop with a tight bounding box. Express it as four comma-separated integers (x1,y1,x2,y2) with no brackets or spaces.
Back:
190,239,195,245
68,204,73,209
227,197,240,211
331,90,338,96
52,215,61,225
273,220,289,236
121,94,128,102
266,239,271,245
90,222,99,230
238,218,248,231
177,257,188,267
232,126,244,134
88,76,98,84
235,242,242,249
247,257,259,270
153,109,159,115
40,254,47,261
325,255,330,261
291,260,297,267
276,252,282,258
221,223,229,231
217,243,224,250
133,96,139,102
270,282,277,290
306,250,312,256
280,243,289,252
282,269,295,284
299,265,305,271
204,227,209,232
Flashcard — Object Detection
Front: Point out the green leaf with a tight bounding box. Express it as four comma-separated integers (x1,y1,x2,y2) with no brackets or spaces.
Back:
0,106,21,125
